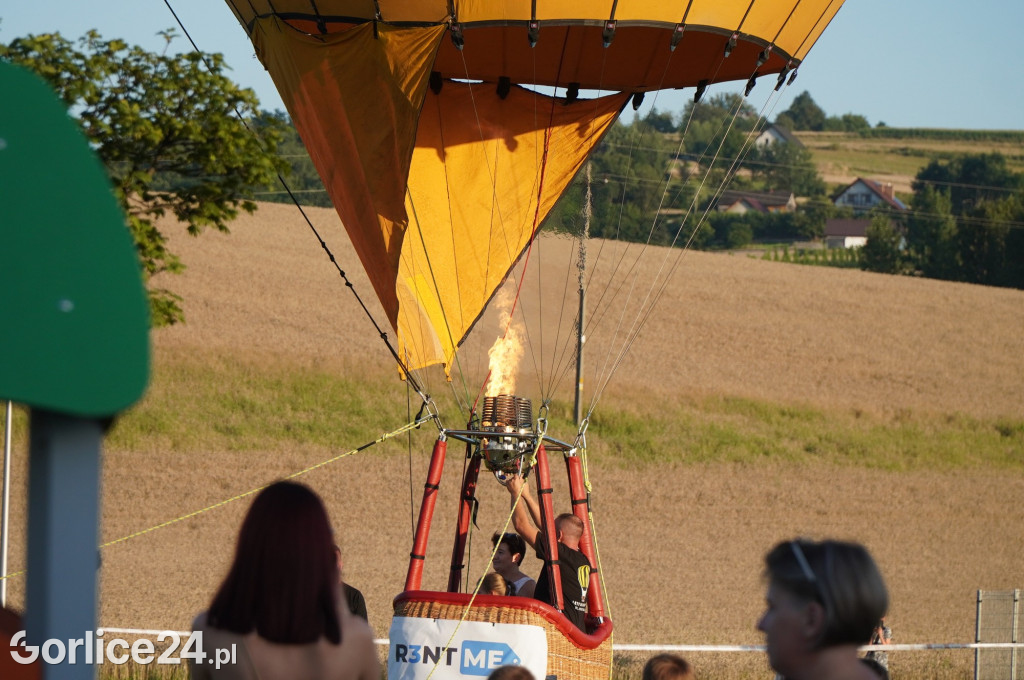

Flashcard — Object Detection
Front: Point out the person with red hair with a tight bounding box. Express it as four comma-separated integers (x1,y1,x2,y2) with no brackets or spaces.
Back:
191,481,378,680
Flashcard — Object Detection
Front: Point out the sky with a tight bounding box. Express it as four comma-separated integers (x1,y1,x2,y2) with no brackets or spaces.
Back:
2,0,1022,131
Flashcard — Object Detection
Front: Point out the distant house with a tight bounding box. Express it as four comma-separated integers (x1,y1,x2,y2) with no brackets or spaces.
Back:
754,124,803,149
716,189,796,214
833,178,907,212
824,218,870,249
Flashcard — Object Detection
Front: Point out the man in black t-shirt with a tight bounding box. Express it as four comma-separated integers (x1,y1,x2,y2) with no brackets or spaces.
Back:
335,544,369,623
505,475,591,631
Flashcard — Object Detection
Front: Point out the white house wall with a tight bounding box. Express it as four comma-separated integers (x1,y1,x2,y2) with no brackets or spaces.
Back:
836,181,881,209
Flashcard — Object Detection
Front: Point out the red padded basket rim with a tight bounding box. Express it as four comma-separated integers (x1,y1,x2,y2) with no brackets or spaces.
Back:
394,590,612,650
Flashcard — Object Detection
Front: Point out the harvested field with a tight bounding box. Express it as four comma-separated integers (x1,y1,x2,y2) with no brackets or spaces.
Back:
151,203,1024,420
795,130,1024,195
2,202,1022,678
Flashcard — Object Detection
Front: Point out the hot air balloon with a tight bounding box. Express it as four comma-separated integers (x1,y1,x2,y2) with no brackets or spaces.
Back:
221,3,845,679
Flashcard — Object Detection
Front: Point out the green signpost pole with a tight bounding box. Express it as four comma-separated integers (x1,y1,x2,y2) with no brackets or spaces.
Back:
0,62,150,679
24,413,104,674
1,400,11,608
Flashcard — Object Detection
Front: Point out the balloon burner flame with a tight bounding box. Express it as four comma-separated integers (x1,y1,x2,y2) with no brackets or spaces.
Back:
486,288,524,397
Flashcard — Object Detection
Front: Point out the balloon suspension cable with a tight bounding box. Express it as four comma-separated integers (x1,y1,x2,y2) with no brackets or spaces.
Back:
402,186,471,404
593,102,742,398
589,75,791,416
573,417,589,460
407,378,417,539
439,49,530,412
512,405,545,479
581,32,680,298
536,27,800,414
161,0,430,407
553,48,688,400
535,401,550,449
539,37,614,406
453,47,553,416
414,398,444,435
583,48,777,417
423,475,530,680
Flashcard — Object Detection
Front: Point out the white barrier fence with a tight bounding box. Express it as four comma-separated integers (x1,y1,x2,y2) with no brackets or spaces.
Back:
98,628,1024,653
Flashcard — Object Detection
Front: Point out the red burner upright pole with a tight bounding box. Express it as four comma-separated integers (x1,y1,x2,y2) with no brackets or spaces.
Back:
447,447,482,593
404,436,447,592
534,445,564,612
565,454,606,619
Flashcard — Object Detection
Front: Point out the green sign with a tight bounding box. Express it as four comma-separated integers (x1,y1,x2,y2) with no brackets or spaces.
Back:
0,62,149,417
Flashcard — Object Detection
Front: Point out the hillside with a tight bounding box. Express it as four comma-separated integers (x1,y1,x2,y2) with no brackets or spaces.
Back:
794,129,1024,196
154,202,1024,419
2,201,1022,678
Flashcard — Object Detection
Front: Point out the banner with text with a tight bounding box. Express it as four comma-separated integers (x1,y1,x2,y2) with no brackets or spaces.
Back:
388,616,548,680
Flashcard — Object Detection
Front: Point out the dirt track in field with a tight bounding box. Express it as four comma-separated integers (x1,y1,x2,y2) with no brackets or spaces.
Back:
3,202,1023,677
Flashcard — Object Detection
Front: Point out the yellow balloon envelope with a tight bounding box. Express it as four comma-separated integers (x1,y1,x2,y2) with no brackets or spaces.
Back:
224,0,844,373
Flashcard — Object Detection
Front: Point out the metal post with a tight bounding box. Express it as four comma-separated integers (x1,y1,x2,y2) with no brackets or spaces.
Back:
975,589,982,680
574,164,592,429
574,287,585,427
1012,589,1019,680
24,409,103,680
1,400,12,608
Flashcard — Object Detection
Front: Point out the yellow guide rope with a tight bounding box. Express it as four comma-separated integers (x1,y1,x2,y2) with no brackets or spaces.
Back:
0,415,433,582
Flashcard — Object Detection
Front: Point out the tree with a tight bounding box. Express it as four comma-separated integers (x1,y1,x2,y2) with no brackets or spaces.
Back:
643,108,676,134
749,141,826,196
723,219,753,249
913,153,1022,214
861,214,905,274
256,110,332,208
792,197,845,241
774,91,826,131
823,113,870,133
908,153,1024,287
1,31,289,325
552,119,681,244
904,185,960,280
681,93,759,160
957,197,1016,286
990,194,1024,288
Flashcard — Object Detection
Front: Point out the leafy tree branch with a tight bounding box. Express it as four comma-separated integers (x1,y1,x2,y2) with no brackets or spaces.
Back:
2,30,289,325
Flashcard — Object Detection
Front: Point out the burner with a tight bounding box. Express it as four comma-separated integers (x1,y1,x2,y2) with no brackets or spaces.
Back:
480,394,534,472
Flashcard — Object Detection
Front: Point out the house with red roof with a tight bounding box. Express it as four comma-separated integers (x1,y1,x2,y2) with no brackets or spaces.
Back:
716,189,796,215
833,178,907,212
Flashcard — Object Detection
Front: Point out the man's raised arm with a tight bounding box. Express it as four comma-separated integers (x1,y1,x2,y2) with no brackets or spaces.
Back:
506,474,542,548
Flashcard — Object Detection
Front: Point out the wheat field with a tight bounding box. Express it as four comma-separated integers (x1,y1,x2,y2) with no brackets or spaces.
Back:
3,201,1023,678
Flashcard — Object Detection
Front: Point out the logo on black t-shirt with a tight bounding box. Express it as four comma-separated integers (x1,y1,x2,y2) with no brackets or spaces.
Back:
576,564,591,608
577,565,591,591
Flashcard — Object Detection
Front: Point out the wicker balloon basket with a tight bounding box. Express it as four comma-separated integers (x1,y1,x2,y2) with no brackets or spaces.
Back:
394,592,613,680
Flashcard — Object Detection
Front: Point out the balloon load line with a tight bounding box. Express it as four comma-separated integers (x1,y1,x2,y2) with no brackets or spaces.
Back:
0,415,434,583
